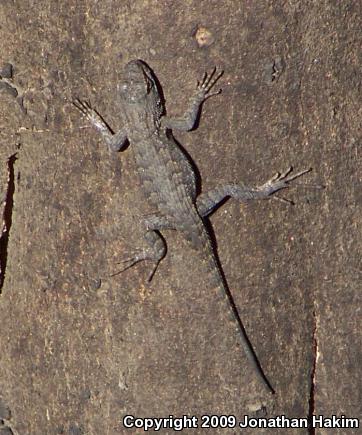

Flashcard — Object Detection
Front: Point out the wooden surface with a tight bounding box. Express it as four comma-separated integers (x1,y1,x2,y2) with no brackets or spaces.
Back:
0,1,360,433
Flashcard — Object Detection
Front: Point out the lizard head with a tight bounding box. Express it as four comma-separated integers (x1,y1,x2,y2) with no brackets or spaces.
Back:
120,60,159,104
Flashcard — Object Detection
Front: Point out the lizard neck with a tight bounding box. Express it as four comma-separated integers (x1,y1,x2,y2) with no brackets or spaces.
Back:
123,97,161,138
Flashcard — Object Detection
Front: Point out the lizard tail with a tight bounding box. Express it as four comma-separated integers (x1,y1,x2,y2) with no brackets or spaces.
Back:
186,223,275,394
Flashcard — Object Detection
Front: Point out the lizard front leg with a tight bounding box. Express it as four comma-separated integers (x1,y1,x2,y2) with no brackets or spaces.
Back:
161,67,223,131
197,167,315,217
73,99,128,151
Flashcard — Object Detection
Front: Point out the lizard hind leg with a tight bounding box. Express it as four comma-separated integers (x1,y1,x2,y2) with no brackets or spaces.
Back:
196,167,315,217
111,230,166,282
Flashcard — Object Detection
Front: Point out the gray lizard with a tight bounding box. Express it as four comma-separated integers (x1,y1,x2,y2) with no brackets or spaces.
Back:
74,59,312,394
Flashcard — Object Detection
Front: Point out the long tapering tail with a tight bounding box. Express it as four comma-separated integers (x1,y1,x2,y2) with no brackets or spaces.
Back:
186,221,274,394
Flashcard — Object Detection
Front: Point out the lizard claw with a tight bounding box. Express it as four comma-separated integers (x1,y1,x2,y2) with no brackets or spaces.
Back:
259,166,321,199
110,249,145,277
110,259,141,277
110,249,162,282
73,98,109,132
73,98,92,117
196,67,223,101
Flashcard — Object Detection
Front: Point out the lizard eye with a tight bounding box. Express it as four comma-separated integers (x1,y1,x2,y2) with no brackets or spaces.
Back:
142,71,153,94
146,80,153,94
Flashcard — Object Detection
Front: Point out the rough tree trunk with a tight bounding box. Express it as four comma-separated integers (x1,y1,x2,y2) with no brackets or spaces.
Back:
0,1,360,434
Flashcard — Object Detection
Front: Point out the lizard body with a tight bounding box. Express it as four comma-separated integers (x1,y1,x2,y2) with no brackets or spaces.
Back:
75,59,311,394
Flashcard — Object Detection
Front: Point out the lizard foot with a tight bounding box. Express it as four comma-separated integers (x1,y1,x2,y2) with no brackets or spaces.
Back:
262,166,310,188
110,250,145,277
258,167,324,204
110,250,163,282
73,98,109,131
196,67,224,101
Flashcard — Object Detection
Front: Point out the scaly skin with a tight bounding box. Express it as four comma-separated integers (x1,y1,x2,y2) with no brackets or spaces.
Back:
74,59,313,394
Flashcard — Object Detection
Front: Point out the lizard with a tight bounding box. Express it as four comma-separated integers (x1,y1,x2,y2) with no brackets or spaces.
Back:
74,59,312,394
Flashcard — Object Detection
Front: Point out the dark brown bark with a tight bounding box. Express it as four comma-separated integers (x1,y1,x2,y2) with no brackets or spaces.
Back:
0,1,360,433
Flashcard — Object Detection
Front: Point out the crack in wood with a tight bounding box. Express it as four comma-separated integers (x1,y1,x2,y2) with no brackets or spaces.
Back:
0,153,17,292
